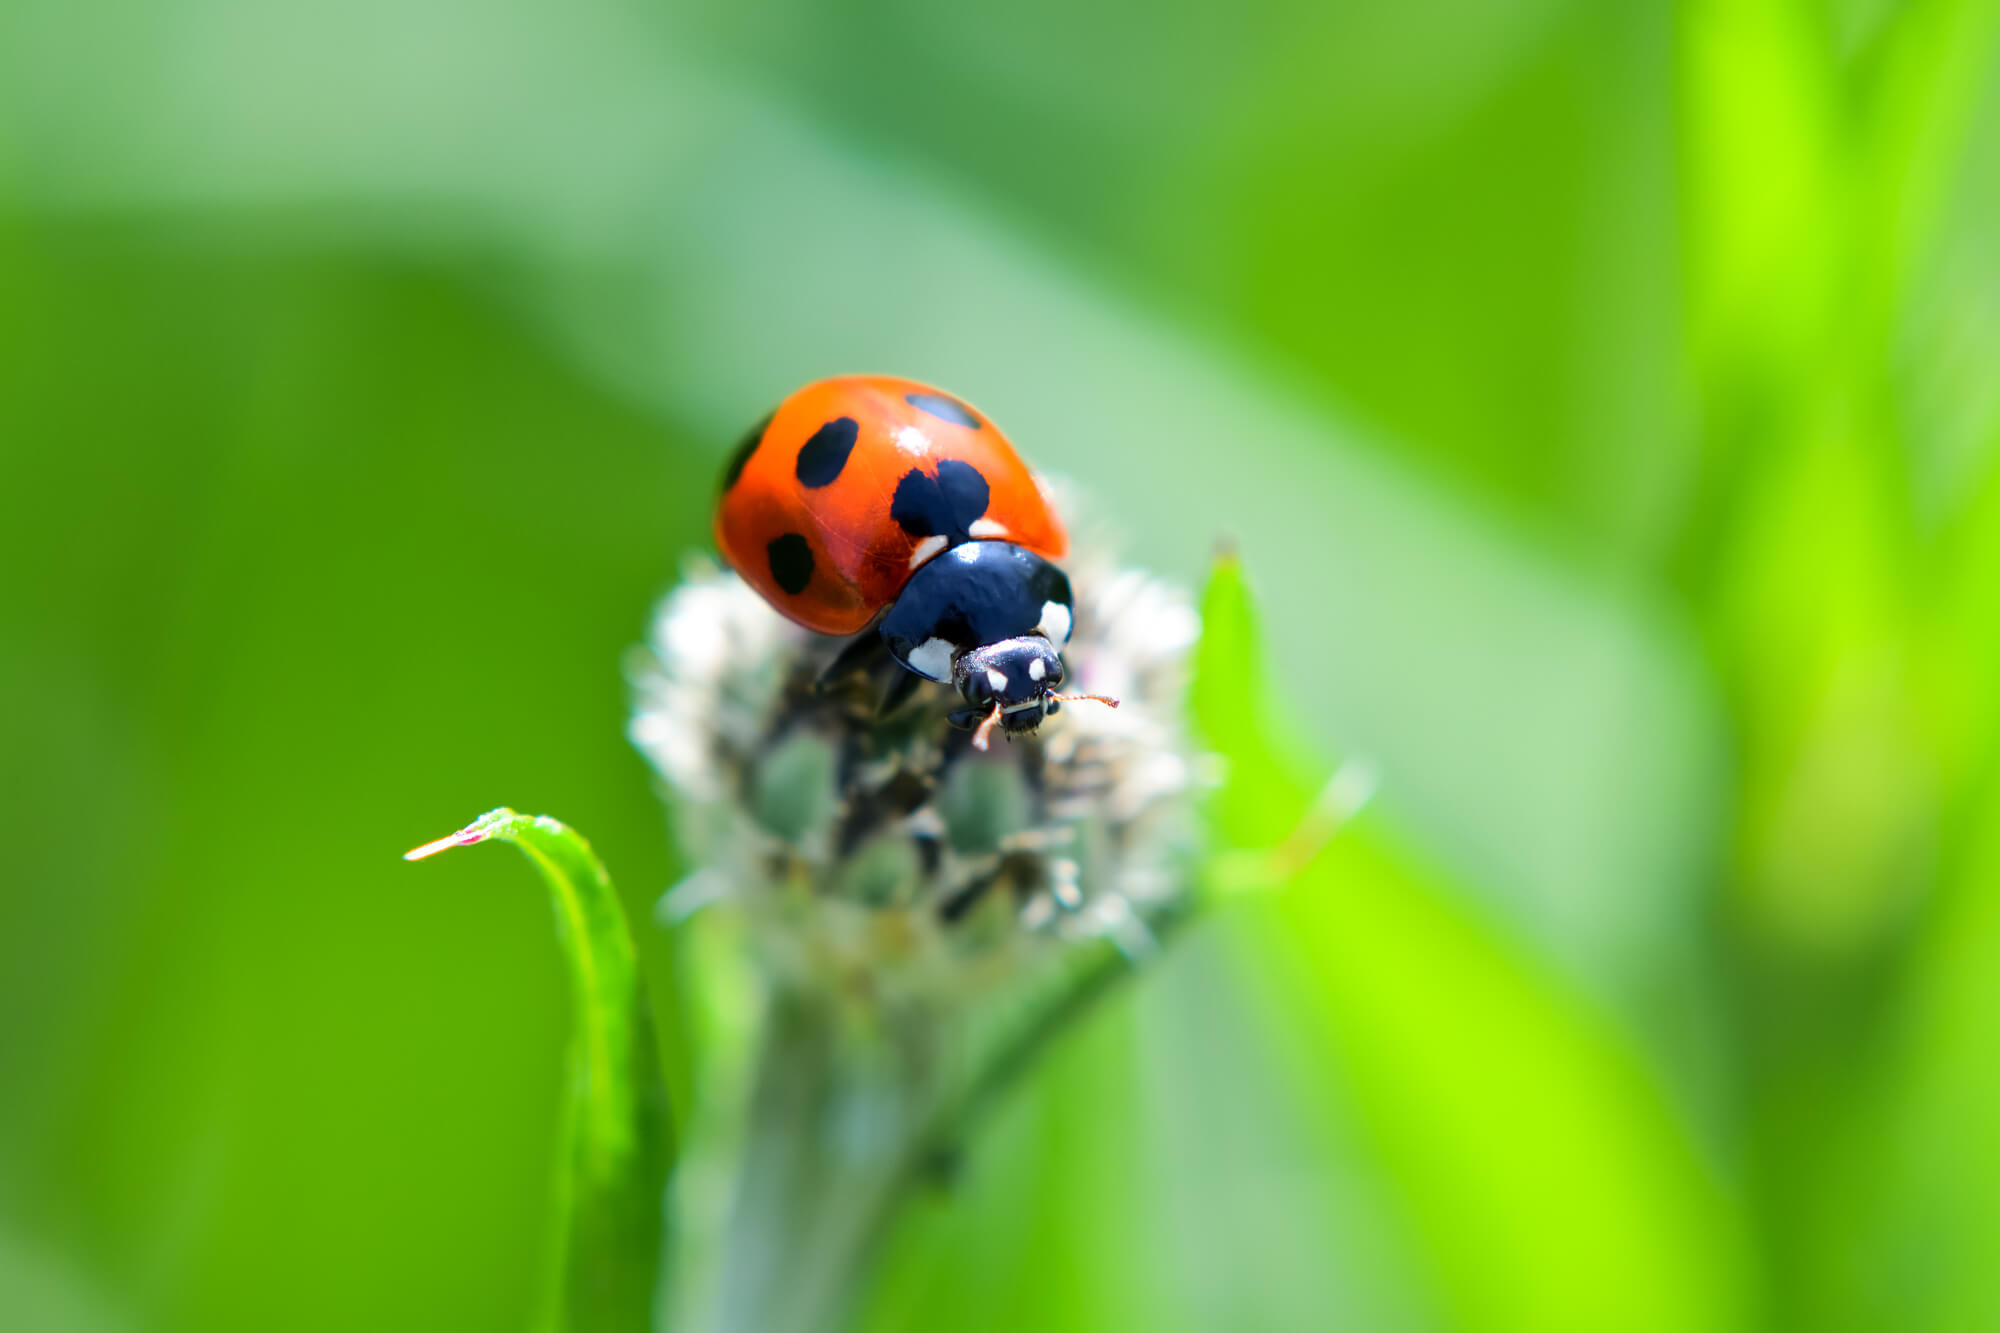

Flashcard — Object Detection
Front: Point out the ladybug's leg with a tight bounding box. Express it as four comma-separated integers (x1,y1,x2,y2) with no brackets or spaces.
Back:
818,629,889,687
970,703,1005,752
880,665,926,716
936,864,1004,923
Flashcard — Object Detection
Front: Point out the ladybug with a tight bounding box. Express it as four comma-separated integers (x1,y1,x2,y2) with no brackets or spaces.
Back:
715,374,1115,749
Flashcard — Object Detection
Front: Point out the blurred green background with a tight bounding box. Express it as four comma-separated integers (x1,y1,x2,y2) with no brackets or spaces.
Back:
5,0,1999,1328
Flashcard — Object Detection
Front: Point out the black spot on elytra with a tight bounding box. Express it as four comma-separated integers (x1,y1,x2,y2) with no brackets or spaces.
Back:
905,392,982,430
721,411,774,493
794,416,859,488
767,533,814,595
890,459,990,543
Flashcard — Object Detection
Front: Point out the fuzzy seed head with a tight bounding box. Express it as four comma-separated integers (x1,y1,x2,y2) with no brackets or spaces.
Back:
630,517,1201,1008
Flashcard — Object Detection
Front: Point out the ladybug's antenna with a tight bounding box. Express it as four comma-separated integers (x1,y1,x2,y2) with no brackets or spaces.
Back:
1052,692,1121,711
971,702,1005,752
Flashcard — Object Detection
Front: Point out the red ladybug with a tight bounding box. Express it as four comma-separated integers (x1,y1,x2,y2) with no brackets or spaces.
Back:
715,375,1114,748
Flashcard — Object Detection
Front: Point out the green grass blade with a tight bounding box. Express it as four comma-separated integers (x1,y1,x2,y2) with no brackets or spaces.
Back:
1191,551,1324,852
407,809,668,1333
1190,564,1755,1333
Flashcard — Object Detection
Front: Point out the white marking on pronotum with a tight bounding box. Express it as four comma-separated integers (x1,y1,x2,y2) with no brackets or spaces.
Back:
1038,600,1072,644
968,518,1008,539
986,667,1009,692
906,534,948,569
1028,657,1046,681
908,637,955,681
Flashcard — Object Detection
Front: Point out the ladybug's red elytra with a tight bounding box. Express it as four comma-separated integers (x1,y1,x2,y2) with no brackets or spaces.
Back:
715,375,1115,748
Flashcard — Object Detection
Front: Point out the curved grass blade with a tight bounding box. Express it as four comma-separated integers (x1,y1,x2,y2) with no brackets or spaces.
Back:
407,809,668,1333
1189,563,1754,1333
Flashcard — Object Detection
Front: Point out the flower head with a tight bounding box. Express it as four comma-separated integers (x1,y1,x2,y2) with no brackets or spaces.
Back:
629,514,1201,1009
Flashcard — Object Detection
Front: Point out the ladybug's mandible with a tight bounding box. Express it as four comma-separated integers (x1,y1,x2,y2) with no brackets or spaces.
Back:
714,374,1115,747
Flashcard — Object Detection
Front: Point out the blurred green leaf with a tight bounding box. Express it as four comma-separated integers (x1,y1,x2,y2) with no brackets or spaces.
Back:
407,809,667,1333
0,1221,131,1333
1871,773,2000,1330
1675,4,2000,1324
0,231,695,1333
1189,560,1755,1333
1190,552,1320,853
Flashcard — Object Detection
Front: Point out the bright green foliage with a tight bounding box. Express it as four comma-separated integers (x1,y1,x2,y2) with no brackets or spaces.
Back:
1191,554,1320,853
6,0,2000,1329
408,811,668,1333
1190,562,1752,1333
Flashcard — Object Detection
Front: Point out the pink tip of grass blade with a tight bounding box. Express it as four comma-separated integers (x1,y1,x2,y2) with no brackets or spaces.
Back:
403,808,517,861
403,827,487,860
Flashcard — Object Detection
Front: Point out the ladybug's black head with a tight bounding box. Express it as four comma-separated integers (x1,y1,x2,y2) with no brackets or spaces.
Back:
877,540,1118,750
950,636,1064,741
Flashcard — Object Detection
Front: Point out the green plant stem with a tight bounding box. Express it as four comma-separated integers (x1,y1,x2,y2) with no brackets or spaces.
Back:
691,929,1201,1333
699,995,926,1333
